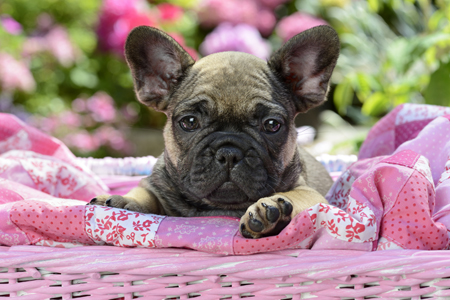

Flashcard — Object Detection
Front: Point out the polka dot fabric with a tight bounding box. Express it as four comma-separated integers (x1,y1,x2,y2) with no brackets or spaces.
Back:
10,200,94,246
380,170,448,250
381,149,419,168
155,216,237,255
0,188,23,204
395,120,432,149
233,213,314,255
359,104,450,160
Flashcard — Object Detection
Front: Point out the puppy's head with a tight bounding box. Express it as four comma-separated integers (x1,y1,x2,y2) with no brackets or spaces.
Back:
125,26,339,210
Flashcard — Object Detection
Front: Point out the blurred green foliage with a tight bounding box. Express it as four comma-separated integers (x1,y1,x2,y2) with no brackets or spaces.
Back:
302,0,450,124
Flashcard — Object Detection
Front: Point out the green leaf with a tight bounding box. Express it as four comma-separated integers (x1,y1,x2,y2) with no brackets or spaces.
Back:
333,79,354,115
367,0,380,12
424,61,450,106
354,73,382,100
70,68,98,88
69,28,97,54
361,92,390,116
387,33,450,74
428,10,445,31
406,33,450,72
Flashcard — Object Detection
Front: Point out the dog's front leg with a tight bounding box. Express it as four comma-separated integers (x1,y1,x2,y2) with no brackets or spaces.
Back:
239,182,328,239
88,179,165,214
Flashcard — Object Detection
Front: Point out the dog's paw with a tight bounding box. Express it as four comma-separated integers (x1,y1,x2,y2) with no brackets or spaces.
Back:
87,195,148,213
239,196,293,239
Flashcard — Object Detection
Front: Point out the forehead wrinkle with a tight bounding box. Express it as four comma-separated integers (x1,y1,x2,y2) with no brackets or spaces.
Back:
173,96,214,116
195,59,270,89
214,97,287,124
246,68,273,88
180,53,283,118
252,99,287,114
208,74,274,113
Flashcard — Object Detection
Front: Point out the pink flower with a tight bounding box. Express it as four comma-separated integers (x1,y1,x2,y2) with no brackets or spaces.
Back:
60,111,82,127
29,115,59,134
93,126,112,146
276,12,328,42
157,3,183,22
22,15,78,67
64,131,100,153
256,9,277,37
97,0,157,57
86,92,116,123
94,126,128,151
72,98,87,113
0,53,35,92
197,0,276,36
39,117,59,134
0,15,22,35
200,23,271,60
45,26,78,67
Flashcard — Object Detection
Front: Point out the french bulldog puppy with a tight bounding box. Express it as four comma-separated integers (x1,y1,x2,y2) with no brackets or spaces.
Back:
89,25,339,239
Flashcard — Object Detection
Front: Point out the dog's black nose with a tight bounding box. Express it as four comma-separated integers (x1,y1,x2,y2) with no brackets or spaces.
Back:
215,146,244,168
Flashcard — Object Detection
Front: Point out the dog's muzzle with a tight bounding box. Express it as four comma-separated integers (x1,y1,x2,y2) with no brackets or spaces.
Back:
203,134,257,204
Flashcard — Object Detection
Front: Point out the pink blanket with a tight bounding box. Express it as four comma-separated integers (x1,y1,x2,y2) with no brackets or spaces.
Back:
1,104,450,254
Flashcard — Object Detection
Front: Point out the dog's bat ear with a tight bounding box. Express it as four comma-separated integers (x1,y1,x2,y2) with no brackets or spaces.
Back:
125,26,195,112
268,25,339,114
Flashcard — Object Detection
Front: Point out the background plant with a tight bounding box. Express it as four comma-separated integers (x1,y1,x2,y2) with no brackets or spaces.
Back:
1,0,449,157
323,0,450,123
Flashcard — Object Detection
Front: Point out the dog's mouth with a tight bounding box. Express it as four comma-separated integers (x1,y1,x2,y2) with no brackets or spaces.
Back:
206,181,249,204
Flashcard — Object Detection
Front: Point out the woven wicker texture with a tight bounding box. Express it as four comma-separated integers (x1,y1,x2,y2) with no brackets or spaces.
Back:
1,245,449,299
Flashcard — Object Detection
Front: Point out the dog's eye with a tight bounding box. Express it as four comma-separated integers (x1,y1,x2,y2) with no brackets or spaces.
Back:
179,116,200,131
263,119,281,133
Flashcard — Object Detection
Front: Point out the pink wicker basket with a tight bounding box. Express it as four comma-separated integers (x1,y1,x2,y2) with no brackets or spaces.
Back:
3,155,449,299
2,246,450,299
